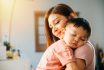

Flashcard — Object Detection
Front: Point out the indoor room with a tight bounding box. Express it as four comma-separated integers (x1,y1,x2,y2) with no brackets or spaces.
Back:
0,0,104,70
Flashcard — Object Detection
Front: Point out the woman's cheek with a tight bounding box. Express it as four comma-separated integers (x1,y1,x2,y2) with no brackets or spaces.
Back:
52,29,59,37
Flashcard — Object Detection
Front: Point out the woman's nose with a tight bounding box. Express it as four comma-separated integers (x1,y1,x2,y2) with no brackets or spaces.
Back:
53,26,58,31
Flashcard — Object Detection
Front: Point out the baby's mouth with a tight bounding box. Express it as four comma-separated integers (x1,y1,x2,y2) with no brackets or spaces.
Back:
71,43,77,46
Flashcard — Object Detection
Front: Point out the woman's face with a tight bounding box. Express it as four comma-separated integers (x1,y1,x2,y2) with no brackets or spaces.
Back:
48,14,68,39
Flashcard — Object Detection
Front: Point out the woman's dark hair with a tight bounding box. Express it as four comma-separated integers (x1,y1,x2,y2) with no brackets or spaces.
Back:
51,4,74,18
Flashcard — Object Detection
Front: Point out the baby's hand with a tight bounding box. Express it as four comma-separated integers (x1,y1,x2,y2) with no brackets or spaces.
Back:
54,44,75,63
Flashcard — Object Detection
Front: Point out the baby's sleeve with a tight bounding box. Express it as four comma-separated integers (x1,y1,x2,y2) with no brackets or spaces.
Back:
53,45,76,66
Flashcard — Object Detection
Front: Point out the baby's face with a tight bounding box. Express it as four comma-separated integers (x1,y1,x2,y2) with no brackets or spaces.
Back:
63,23,88,49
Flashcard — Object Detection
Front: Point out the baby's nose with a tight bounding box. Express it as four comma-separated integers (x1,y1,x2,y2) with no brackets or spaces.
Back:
74,38,79,44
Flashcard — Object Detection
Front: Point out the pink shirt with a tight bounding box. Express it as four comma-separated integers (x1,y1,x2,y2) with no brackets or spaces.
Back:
75,41,95,70
36,40,75,70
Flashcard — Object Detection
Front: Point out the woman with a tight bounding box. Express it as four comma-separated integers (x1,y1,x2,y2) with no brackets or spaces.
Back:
44,4,77,47
44,3,95,70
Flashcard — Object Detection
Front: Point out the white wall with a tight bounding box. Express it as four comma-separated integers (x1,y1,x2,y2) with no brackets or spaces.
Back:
0,0,104,69
0,0,2,42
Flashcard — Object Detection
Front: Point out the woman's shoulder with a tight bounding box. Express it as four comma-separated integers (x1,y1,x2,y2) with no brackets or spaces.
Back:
75,41,95,56
75,41,95,69
78,41,94,51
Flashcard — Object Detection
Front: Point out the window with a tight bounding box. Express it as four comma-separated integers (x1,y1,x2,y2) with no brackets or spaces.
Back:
34,11,46,52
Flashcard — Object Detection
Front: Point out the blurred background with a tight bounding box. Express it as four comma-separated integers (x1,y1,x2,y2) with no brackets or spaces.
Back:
0,0,104,70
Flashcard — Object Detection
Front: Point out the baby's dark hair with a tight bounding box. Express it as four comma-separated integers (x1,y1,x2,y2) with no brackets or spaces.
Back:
67,18,91,38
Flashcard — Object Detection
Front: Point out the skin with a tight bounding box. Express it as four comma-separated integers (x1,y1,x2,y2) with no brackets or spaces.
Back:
63,23,88,49
65,59,85,70
48,13,86,70
48,14,67,39
48,13,77,39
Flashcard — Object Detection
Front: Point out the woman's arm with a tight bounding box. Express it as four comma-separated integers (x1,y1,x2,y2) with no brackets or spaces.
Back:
65,58,85,70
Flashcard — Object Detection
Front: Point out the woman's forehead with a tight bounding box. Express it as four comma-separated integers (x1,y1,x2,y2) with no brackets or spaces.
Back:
48,14,57,21
48,14,67,23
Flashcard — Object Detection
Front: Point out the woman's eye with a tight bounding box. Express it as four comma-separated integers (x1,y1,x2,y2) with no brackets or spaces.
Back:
54,20,60,25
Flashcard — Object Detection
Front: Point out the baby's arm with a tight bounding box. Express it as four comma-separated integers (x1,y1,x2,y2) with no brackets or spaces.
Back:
65,41,95,70
54,44,81,70
54,41,86,70
64,46,86,70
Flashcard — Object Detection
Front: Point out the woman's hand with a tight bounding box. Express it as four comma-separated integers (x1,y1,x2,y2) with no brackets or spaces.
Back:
65,58,85,70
